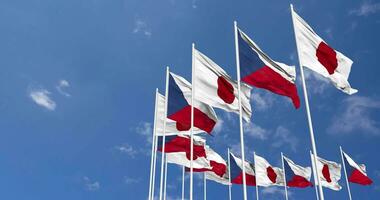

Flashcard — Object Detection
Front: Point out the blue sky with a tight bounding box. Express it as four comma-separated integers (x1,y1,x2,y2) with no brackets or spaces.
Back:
0,0,379,199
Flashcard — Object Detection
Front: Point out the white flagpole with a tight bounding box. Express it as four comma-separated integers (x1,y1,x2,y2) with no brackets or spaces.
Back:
281,153,289,200
182,166,185,200
151,127,159,200
290,4,324,200
149,89,159,200
204,173,207,200
234,20,248,200
190,43,195,200
340,146,353,200
228,148,232,200
164,155,168,200
254,152,259,200
159,67,170,200
203,140,207,200
310,151,320,200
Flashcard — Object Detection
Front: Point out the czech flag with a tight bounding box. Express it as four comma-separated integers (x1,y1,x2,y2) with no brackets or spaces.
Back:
237,28,300,109
157,134,206,160
283,156,313,188
155,92,203,136
229,152,256,186
167,72,218,134
342,151,373,185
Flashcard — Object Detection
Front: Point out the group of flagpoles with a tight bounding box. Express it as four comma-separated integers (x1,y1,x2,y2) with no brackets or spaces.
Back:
281,153,289,200
340,146,353,200
233,20,248,200
159,67,170,200
150,6,350,199
154,43,197,200
148,89,160,200
290,4,324,200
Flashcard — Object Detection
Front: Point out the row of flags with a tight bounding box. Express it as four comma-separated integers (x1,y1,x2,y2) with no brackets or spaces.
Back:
148,4,367,200
162,7,358,137
158,134,373,189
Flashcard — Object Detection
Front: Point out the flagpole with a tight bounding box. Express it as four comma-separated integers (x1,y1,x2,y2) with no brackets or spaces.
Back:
190,42,195,200
182,166,185,200
281,153,289,200
340,146,353,200
159,67,170,200
254,152,259,200
228,148,232,200
204,173,207,200
164,155,168,200
310,151,320,200
290,4,324,200
234,20,248,200
151,125,159,200
203,140,207,200
149,89,159,200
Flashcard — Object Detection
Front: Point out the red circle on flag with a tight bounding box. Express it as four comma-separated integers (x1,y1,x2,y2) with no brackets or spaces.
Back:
322,164,332,183
217,76,235,104
266,166,277,183
316,41,338,75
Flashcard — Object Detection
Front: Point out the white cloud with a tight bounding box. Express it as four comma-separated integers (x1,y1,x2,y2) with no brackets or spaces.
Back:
213,119,224,135
136,122,153,143
244,123,269,140
229,143,244,157
56,79,71,97
83,176,100,191
272,126,298,152
328,96,380,135
115,143,138,158
261,187,292,198
223,112,235,123
133,19,152,37
29,88,56,111
324,28,333,39
192,0,198,9
209,117,232,147
350,1,380,16
251,89,275,111
124,177,141,184
302,69,330,95
228,142,254,159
